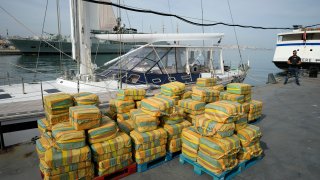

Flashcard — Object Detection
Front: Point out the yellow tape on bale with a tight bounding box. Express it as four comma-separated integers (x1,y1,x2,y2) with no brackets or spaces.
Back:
141,96,174,117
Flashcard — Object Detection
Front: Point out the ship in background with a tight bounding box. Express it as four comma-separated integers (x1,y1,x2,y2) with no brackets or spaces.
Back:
8,0,147,55
273,25,320,70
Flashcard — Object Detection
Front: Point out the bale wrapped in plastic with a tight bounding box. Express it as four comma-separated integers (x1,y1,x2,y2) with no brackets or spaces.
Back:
241,102,250,114
186,114,202,125
135,145,166,160
243,94,251,102
52,122,86,150
227,83,251,95
161,81,185,96
117,88,146,101
45,112,69,126
73,92,99,106
141,96,174,117
182,144,198,161
249,100,263,112
238,141,263,160
97,158,133,176
93,147,132,162
97,153,132,170
117,119,134,134
178,99,206,115
44,93,73,115
205,100,241,123
40,159,92,177
38,118,51,134
108,99,117,113
195,115,235,138
192,86,220,103
69,105,101,130
196,78,216,87
103,108,117,120
131,109,159,132
134,138,167,152
163,120,192,139
90,132,131,158
199,135,240,159
130,128,167,145
211,84,224,92
160,109,185,125
248,111,263,122
236,124,262,147
112,99,135,113
42,166,94,180
235,113,248,131
36,132,53,159
219,91,244,104
197,151,238,174
181,91,192,99
181,126,201,161
43,145,91,168
88,118,118,144
135,151,166,164
155,93,180,105
135,101,141,108
167,138,182,153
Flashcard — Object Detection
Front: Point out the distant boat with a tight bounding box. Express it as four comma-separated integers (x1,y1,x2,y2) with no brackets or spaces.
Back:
273,26,320,70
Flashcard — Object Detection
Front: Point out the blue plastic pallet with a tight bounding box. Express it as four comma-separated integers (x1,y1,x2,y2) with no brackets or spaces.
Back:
179,154,241,180
165,150,181,161
137,155,166,173
238,155,263,171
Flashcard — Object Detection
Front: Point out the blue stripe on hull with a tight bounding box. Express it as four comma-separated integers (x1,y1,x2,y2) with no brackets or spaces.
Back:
277,43,320,46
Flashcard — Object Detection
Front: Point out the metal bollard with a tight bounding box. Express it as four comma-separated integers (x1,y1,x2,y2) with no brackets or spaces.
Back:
22,77,26,94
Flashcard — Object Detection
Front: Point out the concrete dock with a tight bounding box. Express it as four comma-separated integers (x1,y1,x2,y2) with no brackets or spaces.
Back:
0,76,319,180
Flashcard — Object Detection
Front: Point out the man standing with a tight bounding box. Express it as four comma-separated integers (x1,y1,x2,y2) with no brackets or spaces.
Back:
284,50,302,85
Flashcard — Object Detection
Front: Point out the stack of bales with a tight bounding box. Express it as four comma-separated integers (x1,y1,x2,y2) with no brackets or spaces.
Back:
73,92,100,106
129,91,175,164
181,126,202,161
115,89,146,134
247,100,263,122
178,98,206,125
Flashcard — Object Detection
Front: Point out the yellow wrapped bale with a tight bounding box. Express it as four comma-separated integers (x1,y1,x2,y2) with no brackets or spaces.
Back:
130,128,167,145
69,105,101,130
199,135,240,159
196,78,216,87
181,91,192,99
178,99,205,115
52,122,86,150
155,93,180,105
135,151,166,164
211,84,224,92
45,112,69,126
117,119,134,134
227,83,251,95
88,119,118,144
44,93,73,115
160,110,185,125
181,126,201,161
244,94,251,102
90,132,131,157
40,160,92,177
97,158,133,176
182,144,198,161
102,108,117,120
205,100,241,123
163,121,192,139
36,132,53,159
134,138,167,152
241,102,250,114
195,115,235,138
93,147,132,162
197,151,238,174
135,145,166,159
113,99,136,113
167,138,182,153
135,101,141,108
73,92,99,106
161,81,185,96
42,166,94,180
248,100,263,121
235,113,248,131
97,153,132,170
238,142,263,160
43,146,91,168
131,109,159,133
117,88,146,101
220,91,244,104
236,124,262,147
192,86,220,103
141,96,174,117
38,118,51,134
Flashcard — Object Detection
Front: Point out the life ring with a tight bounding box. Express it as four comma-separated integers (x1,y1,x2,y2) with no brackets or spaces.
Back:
191,64,200,73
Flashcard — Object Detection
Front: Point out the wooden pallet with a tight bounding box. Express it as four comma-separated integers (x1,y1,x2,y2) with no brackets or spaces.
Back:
165,150,181,161
137,156,166,173
179,154,263,180
93,163,137,180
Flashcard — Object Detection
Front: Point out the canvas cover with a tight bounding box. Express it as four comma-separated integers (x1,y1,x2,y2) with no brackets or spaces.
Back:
195,115,235,138
73,92,99,106
117,88,146,101
205,100,241,123
219,92,244,104
51,122,86,150
227,83,251,95
196,78,216,87
236,124,262,147
44,93,73,115
161,81,185,96
69,105,101,130
130,128,167,145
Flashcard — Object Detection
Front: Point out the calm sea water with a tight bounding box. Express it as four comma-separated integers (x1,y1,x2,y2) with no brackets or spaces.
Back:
0,49,281,87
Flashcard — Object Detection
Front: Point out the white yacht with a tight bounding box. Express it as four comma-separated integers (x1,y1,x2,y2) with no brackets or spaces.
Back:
273,26,320,70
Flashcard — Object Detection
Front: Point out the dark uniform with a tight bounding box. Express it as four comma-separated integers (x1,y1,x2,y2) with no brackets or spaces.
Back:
284,51,301,85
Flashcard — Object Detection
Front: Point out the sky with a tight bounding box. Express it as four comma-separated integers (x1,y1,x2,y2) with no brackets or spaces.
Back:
0,0,319,49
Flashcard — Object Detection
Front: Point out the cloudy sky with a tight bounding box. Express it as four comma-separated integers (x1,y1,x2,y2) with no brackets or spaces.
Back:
1,0,319,49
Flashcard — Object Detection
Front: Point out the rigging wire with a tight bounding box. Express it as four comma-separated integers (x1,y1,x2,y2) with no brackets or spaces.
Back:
83,0,319,30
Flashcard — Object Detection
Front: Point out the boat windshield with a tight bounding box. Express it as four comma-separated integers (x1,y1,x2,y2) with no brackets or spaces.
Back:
279,32,320,41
